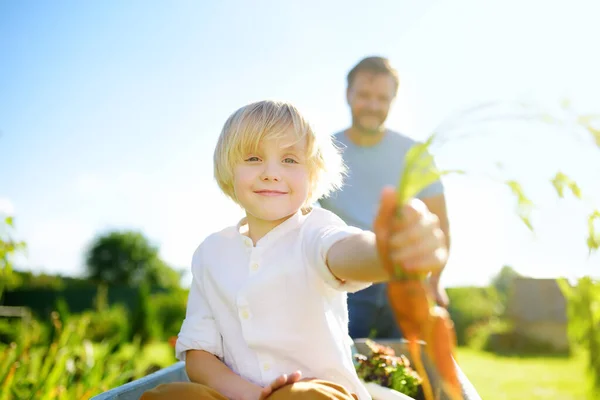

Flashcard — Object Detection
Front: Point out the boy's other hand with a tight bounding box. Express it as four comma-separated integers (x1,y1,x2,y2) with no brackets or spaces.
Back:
258,371,302,399
374,186,448,278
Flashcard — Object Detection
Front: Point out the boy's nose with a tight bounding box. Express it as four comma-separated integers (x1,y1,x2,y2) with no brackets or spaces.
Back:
260,162,281,181
261,173,280,181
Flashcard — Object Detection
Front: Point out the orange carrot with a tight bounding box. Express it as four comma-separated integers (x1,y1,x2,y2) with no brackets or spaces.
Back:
387,279,463,400
429,307,462,400
377,140,463,399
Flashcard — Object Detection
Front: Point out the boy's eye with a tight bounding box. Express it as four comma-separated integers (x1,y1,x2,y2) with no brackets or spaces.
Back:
245,156,260,162
283,158,298,164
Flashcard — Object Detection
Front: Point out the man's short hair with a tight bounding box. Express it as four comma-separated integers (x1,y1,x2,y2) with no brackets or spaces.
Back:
347,56,400,94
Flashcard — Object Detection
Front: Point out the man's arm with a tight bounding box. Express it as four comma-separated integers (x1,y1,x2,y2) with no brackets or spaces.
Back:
421,193,451,270
421,193,451,307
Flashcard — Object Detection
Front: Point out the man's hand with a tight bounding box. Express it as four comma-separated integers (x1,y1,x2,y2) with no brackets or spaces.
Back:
373,187,448,278
258,371,303,399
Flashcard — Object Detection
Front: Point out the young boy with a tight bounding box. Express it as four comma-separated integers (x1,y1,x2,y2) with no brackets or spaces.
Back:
141,100,447,400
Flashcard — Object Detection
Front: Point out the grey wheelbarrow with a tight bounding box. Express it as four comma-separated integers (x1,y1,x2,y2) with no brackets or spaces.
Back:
91,338,481,400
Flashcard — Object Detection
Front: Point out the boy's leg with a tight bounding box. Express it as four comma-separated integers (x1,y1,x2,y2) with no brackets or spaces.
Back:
139,382,228,400
269,379,358,400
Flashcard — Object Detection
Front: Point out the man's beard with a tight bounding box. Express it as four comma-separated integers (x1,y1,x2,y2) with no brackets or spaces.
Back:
352,112,387,135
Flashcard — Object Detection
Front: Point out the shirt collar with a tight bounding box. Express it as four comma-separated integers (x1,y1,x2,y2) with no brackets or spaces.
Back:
236,208,311,248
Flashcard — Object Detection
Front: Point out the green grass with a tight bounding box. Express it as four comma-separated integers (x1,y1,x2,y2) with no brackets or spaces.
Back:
113,341,177,376
455,347,589,400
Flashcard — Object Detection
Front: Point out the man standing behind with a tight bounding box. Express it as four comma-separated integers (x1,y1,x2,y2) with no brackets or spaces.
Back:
319,56,451,340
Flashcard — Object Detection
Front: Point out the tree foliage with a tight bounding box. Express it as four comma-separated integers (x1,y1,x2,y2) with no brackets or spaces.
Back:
85,230,181,289
490,265,523,306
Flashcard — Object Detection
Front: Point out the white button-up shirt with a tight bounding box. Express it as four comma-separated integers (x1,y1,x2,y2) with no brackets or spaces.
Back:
176,207,372,399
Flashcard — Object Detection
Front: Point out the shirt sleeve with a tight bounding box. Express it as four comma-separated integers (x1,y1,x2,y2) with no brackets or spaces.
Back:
303,209,372,293
175,243,224,361
413,145,445,199
417,178,444,199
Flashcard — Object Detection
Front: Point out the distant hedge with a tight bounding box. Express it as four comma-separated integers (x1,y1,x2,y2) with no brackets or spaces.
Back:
2,284,171,318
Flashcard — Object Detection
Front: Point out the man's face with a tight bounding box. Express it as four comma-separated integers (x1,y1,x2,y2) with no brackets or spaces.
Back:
346,71,396,135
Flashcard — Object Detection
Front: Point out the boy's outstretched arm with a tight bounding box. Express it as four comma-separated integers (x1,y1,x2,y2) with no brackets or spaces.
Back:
326,187,447,284
185,350,262,400
326,230,389,283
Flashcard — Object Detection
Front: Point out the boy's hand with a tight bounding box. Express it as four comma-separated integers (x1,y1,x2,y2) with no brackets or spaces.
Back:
258,371,302,399
374,186,448,278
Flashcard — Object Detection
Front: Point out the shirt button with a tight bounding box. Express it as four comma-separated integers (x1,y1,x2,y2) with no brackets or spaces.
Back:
244,238,253,247
263,363,271,371
240,308,250,320
250,263,259,271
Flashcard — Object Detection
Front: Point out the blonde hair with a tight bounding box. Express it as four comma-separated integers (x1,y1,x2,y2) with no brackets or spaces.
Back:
214,100,346,206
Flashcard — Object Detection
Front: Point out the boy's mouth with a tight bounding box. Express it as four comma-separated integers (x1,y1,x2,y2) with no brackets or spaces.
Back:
254,190,288,196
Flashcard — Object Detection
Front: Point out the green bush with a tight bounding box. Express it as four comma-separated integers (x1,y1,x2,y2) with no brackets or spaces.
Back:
129,283,160,344
0,319,22,344
484,330,570,356
466,318,570,356
83,304,131,344
464,317,513,350
3,279,174,319
447,286,503,346
151,290,188,340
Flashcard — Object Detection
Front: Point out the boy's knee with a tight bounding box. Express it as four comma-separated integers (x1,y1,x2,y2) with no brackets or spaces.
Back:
270,380,357,400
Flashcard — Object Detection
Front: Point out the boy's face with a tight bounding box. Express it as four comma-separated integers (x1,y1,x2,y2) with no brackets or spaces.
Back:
233,130,310,226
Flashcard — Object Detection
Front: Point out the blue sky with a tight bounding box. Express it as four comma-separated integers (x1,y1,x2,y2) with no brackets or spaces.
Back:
1,0,599,287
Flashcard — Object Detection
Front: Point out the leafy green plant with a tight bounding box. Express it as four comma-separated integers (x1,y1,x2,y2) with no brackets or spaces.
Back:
558,277,600,396
0,311,140,400
354,340,423,398
0,305,181,400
